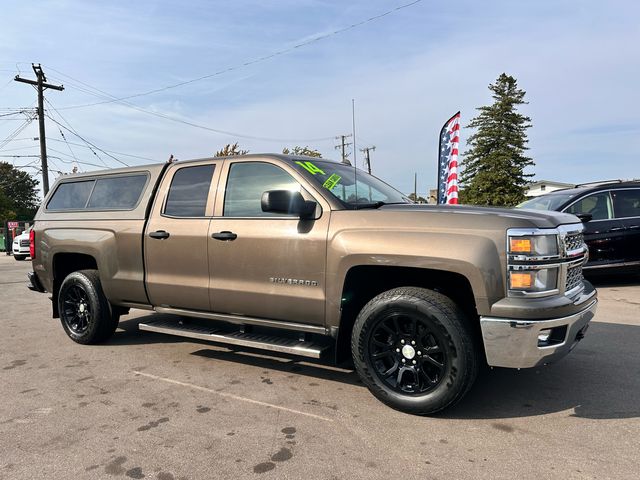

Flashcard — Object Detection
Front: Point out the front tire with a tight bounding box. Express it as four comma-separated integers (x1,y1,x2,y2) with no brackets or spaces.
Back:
14,255,27,261
58,269,119,344
351,287,478,415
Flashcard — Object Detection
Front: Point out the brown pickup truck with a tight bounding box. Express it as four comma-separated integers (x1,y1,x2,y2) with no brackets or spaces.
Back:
28,154,597,414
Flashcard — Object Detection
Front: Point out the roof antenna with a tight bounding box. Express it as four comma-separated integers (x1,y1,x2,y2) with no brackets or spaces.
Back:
352,98,357,205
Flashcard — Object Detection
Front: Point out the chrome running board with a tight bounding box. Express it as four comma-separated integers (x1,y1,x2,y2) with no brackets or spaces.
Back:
139,318,330,359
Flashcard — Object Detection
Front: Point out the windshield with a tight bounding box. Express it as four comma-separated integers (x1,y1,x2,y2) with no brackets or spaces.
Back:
516,192,578,211
291,159,411,206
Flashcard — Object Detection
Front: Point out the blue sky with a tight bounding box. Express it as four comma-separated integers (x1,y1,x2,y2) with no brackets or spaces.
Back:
1,0,638,196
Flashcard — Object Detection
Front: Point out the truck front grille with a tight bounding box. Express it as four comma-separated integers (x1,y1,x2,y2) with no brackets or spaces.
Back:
565,264,583,292
20,239,29,247
564,232,584,253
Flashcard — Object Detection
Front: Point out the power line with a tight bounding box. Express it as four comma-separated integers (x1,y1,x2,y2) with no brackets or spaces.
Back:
0,144,38,153
46,114,126,167
44,137,155,162
55,125,80,164
0,113,36,150
53,1,424,110
43,147,110,170
43,98,129,168
0,111,32,118
46,71,334,143
43,98,113,167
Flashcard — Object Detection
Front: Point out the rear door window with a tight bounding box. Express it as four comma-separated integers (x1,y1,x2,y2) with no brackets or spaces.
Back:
164,164,216,217
47,180,95,210
612,189,640,219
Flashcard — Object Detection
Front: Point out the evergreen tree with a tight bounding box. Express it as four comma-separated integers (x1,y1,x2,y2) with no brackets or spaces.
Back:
460,73,534,206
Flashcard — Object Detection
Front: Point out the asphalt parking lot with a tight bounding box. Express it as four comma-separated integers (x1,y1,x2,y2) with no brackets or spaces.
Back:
1,254,639,480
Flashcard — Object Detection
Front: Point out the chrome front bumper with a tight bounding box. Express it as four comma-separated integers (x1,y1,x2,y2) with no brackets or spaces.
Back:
480,299,597,369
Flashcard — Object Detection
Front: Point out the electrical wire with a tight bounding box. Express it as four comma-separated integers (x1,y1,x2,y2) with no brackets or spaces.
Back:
49,76,335,143
56,126,80,164
46,147,109,169
44,98,112,167
46,115,127,167
53,1,423,109
44,99,128,167
0,115,35,150
44,137,155,162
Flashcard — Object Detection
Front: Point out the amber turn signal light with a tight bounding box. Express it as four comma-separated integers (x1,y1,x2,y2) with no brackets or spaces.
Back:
509,238,532,253
510,272,533,289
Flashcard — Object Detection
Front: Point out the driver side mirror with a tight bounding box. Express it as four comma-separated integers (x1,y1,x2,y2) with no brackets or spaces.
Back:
261,190,316,219
575,213,592,223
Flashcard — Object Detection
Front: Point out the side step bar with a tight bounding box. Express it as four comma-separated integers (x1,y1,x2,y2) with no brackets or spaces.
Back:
138,319,330,359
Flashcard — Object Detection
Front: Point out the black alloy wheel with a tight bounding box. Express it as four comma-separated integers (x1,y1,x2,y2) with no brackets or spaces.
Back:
368,311,447,395
61,284,92,335
58,269,119,344
351,287,479,415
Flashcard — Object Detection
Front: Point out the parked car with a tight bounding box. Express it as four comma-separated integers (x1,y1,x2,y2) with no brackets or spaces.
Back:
517,181,640,273
12,229,31,261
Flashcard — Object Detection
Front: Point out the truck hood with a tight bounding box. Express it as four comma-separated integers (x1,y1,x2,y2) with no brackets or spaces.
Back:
379,204,580,229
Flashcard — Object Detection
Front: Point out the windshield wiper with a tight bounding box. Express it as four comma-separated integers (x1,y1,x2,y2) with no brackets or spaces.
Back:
351,201,386,209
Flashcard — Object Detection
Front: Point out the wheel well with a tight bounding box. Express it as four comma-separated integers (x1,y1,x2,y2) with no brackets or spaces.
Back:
335,266,479,363
51,253,98,318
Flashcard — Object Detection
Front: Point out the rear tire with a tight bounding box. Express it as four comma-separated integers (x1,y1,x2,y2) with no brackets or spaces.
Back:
351,287,478,415
58,269,120,344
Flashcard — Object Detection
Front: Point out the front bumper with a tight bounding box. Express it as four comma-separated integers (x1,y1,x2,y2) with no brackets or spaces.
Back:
480,298,597,368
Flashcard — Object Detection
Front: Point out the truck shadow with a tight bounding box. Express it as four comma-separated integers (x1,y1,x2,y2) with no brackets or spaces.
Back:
110,314,363,386
112,314,639,420
444,320,640,420
191,348,363,387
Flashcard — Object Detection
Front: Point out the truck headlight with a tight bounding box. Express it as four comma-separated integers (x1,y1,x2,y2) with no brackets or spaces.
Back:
508,267,558,293
508,234,558,257
507,228,562,297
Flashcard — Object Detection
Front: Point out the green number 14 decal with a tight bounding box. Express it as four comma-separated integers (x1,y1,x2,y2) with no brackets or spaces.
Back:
295,161,325,175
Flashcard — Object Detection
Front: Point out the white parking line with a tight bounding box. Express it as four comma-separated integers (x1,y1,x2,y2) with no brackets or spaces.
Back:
132,370,334,422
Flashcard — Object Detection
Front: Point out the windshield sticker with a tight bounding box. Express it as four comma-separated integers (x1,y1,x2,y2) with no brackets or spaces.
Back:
322,173,341,190
295,161,325,175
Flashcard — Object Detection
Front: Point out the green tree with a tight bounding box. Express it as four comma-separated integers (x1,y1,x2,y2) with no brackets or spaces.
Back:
0,162,40,221
460,73,534,206
215,142,249,157
282,146,322,158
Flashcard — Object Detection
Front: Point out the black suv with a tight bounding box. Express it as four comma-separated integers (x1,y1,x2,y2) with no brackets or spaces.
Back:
517,181,640,273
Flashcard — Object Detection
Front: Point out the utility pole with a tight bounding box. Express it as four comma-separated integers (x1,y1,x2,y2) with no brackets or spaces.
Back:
360,146,375,174
414,173,418,200
334,134,352,165
14,64,64,195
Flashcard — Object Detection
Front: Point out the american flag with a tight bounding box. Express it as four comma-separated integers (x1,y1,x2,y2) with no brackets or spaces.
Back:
437,111,461,204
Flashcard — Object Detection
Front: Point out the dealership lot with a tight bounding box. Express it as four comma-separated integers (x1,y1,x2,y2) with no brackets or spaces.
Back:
1,254,639,480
